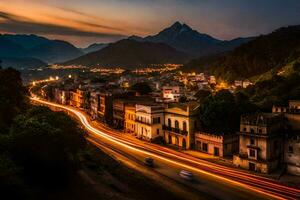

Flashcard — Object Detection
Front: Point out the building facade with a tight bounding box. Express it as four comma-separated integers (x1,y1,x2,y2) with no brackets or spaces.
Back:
162,86,183,102
124,104,136,134
89,91,100,119
98,92,113,125
233,113,284,173
163,102,199,149
273,100,300,176
135,104,164,141
195,132,238,157
70,89,85,108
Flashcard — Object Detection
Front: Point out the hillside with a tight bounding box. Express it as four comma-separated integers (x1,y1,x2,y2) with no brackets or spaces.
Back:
63,39,189,68
81,43,108,54
208,25,300,82
129,22,253,57
0,57,47,70
0,34,84,65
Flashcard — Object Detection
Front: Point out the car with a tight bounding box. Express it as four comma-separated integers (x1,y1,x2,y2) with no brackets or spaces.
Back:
179,170,194,181
144,157,154,167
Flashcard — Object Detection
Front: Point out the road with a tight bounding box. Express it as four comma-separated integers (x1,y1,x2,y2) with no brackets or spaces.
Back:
31,97,300,200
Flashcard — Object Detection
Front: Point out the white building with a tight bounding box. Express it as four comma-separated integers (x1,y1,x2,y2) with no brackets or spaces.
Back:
162,86,183,102
163,102,200,149
135,104,164,141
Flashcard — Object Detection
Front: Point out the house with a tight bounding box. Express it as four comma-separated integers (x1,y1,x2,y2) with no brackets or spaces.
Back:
195,132,238,157
89,91,100,119
163,102,200,149
70,89,86,108
162,85,183,102
54,88,70,105
233,113,284,173
98,92,113,125
135,103,164,141
273,100,300,176
124,104,136,134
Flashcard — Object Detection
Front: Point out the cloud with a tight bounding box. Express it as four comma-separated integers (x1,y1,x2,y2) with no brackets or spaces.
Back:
0,11,126,39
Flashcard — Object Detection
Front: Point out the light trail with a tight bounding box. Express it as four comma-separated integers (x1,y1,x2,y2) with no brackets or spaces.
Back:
31,97,300,200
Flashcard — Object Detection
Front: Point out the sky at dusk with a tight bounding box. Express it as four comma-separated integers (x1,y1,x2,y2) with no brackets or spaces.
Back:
0,0,300,47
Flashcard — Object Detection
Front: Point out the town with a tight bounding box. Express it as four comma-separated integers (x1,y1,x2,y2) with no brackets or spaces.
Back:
32,71,300,177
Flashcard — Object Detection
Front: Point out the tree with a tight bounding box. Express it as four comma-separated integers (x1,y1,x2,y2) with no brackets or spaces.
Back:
194,90,211,102
0,68,27,133
9,106,86,187
130,82,152,95
200,90,239,134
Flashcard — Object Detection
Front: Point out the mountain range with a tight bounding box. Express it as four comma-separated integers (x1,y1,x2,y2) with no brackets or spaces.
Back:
184,25,300,82
128,22,253,56
63,39,189,68
64,22,253,68
0,34,83,69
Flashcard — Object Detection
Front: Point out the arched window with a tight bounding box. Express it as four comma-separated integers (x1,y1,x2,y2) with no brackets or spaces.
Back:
175,120,179,129
168,118,172,127
183,121,187,131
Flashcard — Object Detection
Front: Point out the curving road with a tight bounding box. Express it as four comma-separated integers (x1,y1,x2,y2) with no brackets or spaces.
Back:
31,97,300,200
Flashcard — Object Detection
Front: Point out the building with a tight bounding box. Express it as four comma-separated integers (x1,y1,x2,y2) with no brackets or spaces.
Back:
135,103,164,141
70,89,85,108
89,91,100,119
162,85,183,102
163,102,200,149
195,132,238,157
233,113,284,173
124,104,136,134
273,100,300,176
113,99,128,129
54,88,70,105
285,133,300,176
98,92,113,125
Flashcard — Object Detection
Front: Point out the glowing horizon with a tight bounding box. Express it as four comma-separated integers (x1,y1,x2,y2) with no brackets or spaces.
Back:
0,0,299,47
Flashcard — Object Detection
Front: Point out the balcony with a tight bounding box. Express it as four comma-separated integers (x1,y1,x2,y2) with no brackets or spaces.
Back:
135,119,152,125
163,125,188,135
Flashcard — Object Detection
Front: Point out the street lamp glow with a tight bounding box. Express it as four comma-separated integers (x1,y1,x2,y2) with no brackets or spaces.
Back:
55,76,59,80
68,74,72,78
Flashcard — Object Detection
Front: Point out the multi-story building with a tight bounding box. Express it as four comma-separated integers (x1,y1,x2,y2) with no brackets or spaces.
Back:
98,92,113,125
113,99,128,129
233,113,284,173
54,88,70,105
163,102,200,149
124,104,136,134
89,91,100,119
195,132,238,157
70,89,85,108
162,85,183,102
135,103,164,141
273,100,300,176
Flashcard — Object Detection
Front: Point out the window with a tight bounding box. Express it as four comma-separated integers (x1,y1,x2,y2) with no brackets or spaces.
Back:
250,138,255,145
250,128,255,134
243,127,247,131
183,121,187,131
202,143,208,152
214,147,220,156
157,129,160,135
168,118,171,127
249,149,256,157
259,129,262,134
153,117,161,124
288,146,294,153
175,120,179,129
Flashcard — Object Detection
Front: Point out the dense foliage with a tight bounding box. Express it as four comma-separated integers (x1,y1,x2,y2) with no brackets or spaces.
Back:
0,67,27,133
210,25,300,82
199,90,257,134
0,67,86,198
241,73,300,111
130,82,153,95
